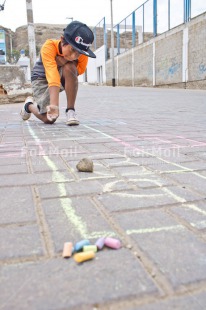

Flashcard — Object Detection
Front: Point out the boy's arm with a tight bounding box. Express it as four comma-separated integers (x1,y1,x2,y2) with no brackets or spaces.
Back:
49,86,60,107
41,40,61,88
55,55,69,67
41,41,61,107
55,56,79,74
77,55,88,75
55,53,88,75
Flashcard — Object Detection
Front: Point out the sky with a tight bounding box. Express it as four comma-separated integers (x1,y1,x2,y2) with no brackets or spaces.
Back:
0,0,146,31
0,0,205,33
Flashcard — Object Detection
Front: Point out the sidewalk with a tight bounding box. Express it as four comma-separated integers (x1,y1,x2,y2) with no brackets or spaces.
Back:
0,85,206,310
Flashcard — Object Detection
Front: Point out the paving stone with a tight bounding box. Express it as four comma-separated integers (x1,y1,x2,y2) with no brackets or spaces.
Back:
23,140,52,149
30,155,71,172
180,146,206,155
102,157,142,167
101,142,134,156
132,156,186,167
0,171,74,187
176,160,206,171
41,197,115,253
163,185,204,200
0,187,36,224
126,174,175,188
97,186,202,212
78,137,115,144
111,165,151,176
114,209,206,288
129,291,206,310
0,164,28,174
0,144,24,153
0,150,23,158
0,251,159,310
98,178,134,193
1,136,25,143
84,152,124,160
106,134,139,141
49,140,89,154
192,151,206,160
154,152,199,163
38,179,103,199
0,224,44,259
198,170,206,178
146,162,191,173
166,172,206,196
77,143,114,153
102,156,181,169
1,86,206,309
25,143,86,162
171,201,206,230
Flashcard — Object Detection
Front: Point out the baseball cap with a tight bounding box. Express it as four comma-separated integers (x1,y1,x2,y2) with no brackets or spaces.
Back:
63,21,96,58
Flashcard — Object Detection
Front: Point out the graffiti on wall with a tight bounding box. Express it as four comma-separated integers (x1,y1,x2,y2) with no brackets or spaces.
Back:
168,57,181,76
157,56,181,81
199,62,206,75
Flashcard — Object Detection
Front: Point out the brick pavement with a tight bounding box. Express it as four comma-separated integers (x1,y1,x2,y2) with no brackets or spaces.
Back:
0,85,206,310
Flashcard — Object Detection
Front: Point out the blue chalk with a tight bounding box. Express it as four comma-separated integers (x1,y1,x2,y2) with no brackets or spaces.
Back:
74,239,90,252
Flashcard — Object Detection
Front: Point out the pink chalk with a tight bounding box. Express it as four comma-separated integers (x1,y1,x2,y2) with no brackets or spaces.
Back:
95,237,105,250
104,237,121,249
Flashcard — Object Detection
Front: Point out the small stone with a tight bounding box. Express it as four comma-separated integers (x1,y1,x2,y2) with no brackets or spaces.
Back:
76,158,93,172
151,268,157,277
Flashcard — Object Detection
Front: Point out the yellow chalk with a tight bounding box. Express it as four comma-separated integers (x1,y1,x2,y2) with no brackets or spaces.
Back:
83,245,97,252
73,251,95,263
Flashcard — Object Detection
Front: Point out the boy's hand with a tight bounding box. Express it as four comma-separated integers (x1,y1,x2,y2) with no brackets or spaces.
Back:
55,55,68,67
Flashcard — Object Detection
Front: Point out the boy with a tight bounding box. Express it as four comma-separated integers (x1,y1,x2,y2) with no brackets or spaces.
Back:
20,21,96,125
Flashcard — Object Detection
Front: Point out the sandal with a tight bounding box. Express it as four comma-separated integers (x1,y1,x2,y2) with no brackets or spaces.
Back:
46,105,59,122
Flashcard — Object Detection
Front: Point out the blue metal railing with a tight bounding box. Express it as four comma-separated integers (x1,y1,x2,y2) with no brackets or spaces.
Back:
92,0,205,59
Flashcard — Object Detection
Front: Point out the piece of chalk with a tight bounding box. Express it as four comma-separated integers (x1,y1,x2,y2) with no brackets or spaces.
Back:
83,245,97,252
73,251,95,263
62,242,73,258
95,237,105,250
74,239,90,252
104,237,121,249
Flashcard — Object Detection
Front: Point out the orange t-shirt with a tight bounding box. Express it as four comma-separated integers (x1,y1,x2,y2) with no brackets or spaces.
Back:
40,39,88,87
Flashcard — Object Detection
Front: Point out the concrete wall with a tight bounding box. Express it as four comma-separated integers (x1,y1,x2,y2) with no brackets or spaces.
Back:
134,45,153,87
0,65,32,103
79,45,106,85
189,19,206,81
0,65,26,90
117,52,133,86
155,32,182,85
106,12,206,89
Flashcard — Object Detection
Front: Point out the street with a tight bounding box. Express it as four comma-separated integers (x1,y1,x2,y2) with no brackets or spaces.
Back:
0,85,206,309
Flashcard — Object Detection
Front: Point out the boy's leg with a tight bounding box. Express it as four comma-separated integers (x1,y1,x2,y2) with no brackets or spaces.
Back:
21,79,57,124
62,62,79,125
62,61,78,110
28,105,56,124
